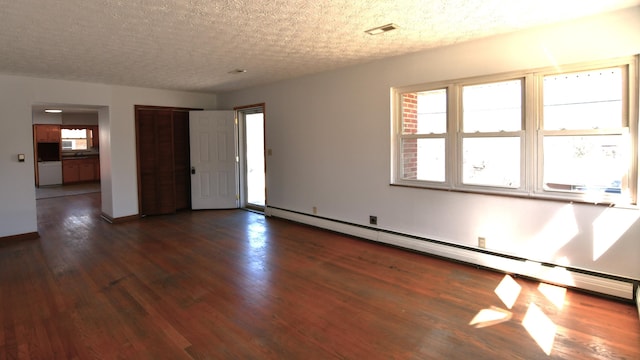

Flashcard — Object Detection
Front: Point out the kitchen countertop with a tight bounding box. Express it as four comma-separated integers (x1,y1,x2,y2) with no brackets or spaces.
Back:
62,152,99,160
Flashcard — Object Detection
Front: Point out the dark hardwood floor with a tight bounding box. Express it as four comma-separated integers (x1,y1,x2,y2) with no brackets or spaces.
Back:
1,192,638,359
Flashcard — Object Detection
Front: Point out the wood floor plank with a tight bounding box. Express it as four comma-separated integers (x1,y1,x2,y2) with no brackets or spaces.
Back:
0,192,637,359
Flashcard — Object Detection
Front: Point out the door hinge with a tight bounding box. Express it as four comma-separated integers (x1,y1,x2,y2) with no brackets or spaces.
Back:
236,156,239,162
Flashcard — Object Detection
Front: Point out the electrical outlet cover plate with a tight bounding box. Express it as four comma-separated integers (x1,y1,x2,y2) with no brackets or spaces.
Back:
478,237,486,248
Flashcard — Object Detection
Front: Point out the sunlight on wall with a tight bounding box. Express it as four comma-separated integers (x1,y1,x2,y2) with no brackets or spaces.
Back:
476,218,515,251
542,265,576,287
527,204,578,262
592,207,639,261
542,47,561,72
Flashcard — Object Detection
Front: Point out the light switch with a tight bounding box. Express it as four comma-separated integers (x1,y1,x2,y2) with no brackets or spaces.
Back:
18,154,25,162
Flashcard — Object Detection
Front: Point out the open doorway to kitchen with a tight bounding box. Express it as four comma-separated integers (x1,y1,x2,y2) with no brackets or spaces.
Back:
237,104,266,211
32,104,103,200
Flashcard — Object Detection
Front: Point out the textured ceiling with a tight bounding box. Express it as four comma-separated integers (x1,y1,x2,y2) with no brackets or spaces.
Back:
1,0,638,94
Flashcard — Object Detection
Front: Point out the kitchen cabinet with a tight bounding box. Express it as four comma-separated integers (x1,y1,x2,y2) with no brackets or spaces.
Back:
35,124,61,142
62,157,100,184
62,160,80,183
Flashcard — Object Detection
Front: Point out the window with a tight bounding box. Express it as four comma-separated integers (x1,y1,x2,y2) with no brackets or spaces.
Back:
399,89,447,183
392,56,638,205
540,68,628,198
61,128,91,150
461,79,523,188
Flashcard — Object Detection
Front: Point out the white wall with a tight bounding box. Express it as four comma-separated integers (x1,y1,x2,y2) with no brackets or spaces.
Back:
0,75,217,237
61,113,99,125
32,112,62,125
218,7,640,280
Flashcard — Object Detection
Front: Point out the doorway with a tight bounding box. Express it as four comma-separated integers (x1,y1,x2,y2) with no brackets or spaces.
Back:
32,104,104,200
237,105,266,211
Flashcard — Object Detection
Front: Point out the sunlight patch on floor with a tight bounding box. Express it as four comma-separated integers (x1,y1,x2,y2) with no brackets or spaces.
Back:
470,275,565,356
522,303,557,356
538,283,566,310
469,306,512,328
494,274,521,309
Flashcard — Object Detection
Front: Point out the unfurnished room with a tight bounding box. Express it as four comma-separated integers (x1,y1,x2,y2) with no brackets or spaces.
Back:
0,1,639,358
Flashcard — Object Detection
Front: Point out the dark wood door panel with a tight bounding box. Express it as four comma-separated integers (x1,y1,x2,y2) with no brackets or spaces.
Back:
136,106,198,215
173,111,191,210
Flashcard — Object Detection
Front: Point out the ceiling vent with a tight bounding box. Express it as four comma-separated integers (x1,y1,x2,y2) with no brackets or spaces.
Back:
365,23,399,35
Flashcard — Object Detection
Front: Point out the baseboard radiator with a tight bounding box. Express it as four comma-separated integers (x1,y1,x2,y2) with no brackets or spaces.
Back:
636,286,640,319
266,207,637,301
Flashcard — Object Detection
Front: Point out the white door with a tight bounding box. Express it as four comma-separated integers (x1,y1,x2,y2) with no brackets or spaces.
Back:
189,110,238,210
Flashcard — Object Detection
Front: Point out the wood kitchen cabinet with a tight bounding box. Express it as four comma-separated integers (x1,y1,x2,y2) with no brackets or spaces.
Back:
35,124,61,142
63,157,100,184
62,160,80,183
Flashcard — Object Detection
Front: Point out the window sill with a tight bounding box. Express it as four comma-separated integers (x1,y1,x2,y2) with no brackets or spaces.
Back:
390,183,637,208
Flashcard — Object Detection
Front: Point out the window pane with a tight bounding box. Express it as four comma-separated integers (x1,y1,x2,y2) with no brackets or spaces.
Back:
61,129,87,138
543,135,624,194
463,137,520,187
61,129,89,150
402,89,446,135
543,68,622,130
463,80,522,132
401,138,445,182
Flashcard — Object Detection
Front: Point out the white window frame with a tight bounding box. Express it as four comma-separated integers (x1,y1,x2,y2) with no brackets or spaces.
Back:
455,76,528,196
533,59,638,204
391,56,639,205
393,82,453,190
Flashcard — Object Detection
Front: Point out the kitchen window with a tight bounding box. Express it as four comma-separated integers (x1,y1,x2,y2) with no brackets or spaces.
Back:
61,128,91,150
392,56,638,205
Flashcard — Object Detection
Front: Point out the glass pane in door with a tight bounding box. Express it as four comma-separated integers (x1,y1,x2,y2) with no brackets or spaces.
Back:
246,113,265,207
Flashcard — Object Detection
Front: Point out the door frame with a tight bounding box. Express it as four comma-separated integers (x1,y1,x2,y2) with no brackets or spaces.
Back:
235,103,267,211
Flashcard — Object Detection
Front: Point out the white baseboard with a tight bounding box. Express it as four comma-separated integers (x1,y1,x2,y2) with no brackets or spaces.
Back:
636,287,640,319
266,207,635,300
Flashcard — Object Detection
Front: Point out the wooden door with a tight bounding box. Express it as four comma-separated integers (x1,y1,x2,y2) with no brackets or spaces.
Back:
137,108,176,215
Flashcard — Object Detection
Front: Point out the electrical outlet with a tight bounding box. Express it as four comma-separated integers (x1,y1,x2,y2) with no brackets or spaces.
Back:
312,206,317,215
369,215,377,225
478,237,486,249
